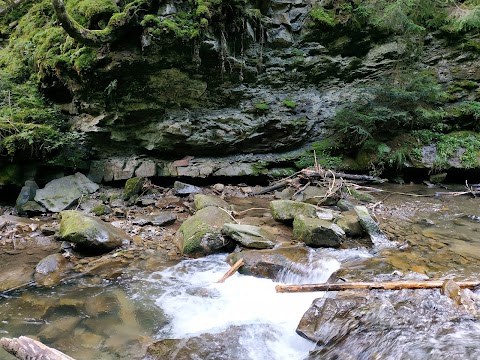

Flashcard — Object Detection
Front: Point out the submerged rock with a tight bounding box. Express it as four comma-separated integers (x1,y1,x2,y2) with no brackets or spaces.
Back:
146,325,275,360
270,200,317,222
59,210,131,252
293,215,345,248
222,223,276,249
174,207,233,256
34,173,99,212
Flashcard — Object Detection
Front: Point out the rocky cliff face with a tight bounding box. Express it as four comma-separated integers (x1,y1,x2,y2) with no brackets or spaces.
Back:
2,0,480,184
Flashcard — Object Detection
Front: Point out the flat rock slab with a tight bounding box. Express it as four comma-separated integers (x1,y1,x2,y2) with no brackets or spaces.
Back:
194,194,230,210
222,223,276,249
35,173,99,212
132,212,177,226
174,181,202,195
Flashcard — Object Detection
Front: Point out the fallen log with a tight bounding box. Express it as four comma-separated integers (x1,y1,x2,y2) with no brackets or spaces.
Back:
275,280,480,293
0,336,76,360
216,259,244,283
301,169,386,183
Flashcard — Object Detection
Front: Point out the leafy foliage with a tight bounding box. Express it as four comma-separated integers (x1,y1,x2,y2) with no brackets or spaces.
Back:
328,70,447,151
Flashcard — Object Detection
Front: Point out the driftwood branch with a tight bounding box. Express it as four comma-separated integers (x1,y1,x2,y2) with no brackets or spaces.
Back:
300,169,386,183
0,336,76,360
216,259,243,283
52,0,152,46
275,280,480,293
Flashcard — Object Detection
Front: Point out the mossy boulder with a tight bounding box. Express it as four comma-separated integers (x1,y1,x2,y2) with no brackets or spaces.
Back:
59,210,131,252
222,223,276,249
194,194,230,210
174,207,233,257
123,176,146,201
293,215,345,248
270,200,318,222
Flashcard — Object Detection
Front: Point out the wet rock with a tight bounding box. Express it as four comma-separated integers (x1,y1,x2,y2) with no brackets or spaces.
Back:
441,279,478,315
174,181,202,195
175,207,233,256
34,173,99,212
15,180,39,214
222,223,276,249
226,245,310,279
270,200,317,222
429,172,447,183
34,253,71,287
344,187,376,203
38,316,82,342
293,215,344,248
297,297,364,344
354,206,394,248
132,212,177,226
335,213,364,237
194,194,230,210
90,204,112,216
59,210,131,252
19,200,47,215
123,177,146,201
84,293,120,316
336,199,356,211
146,324,275,360
293,185,339,206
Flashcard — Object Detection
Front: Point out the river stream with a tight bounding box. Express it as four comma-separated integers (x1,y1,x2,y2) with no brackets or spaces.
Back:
1,183,480,359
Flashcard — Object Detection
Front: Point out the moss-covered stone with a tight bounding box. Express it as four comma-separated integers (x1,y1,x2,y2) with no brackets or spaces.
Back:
222,223,276,249
174,207,233,257
335,213,363,238
270,200,318,222
123,176,145,200
59,210,131,252
193,194,230,210
293,215,344,248
91,204,111,216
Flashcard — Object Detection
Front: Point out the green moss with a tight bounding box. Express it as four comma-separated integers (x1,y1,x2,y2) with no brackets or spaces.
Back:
295,140,343,169
435,131,480,169
282,99,296,109
310,6,336,27
255,102,269,111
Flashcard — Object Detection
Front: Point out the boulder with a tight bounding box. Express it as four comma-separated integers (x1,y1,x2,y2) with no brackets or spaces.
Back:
123,177,146,201
34,173,99,212
293,185,339,206
226,245,310,279
34,253,71,287
296,297,364,344
222,223,276,249
175,207,233,256
194,194,230,210
293,215,345,248
335,213,364,238
270,200,317,222
15,180,39,214
59,210,131,252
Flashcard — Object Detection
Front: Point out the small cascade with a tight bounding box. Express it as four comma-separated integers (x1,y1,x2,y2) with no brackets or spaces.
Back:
131,249,371,359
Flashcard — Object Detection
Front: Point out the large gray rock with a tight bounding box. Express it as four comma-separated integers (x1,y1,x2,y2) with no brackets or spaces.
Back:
59,210,131,252
335,213,364,238
222,223,276,249
174,207,233,256
270,200,318,222
15,180,39,214
293,215,345,248
35,173,99,212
